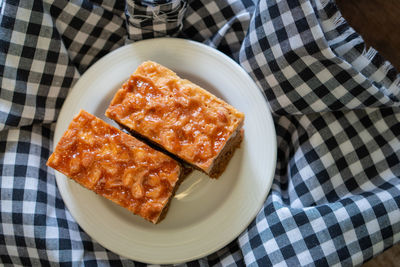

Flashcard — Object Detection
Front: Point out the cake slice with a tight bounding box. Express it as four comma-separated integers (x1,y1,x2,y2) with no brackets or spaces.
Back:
106,61,244,178
47,110,187,224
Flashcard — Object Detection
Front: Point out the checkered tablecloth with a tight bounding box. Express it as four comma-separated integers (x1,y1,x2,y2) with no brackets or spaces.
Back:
1,0,400,266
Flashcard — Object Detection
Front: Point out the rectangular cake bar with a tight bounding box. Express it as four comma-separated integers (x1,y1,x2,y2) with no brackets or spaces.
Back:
47,110,186,223
106,61,244,178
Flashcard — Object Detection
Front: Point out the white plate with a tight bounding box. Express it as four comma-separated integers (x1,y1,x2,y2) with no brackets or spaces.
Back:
53,38,276,264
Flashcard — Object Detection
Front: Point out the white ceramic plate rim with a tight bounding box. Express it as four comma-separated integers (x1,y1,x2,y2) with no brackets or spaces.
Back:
53,38,276,264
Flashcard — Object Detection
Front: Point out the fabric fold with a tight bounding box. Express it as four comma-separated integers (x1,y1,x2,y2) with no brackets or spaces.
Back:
125,0,187,41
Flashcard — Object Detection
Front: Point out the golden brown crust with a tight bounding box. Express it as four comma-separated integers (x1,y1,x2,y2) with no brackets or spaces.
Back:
106,61,244,176
47,110,183,223
208,127,243,178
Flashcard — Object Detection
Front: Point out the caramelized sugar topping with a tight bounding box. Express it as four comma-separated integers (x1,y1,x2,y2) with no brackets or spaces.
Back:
106,61,244,171
47,110,181,223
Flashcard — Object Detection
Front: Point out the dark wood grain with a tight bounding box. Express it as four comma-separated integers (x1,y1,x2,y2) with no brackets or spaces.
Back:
333,1,400,266
335,0,400,71
362,243,400,267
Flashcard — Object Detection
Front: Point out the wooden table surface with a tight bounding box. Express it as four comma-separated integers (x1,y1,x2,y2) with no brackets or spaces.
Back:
335,0,400,71
334,1,400,266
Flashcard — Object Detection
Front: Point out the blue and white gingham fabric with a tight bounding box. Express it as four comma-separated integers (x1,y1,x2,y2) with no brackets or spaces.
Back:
1,0,400,265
